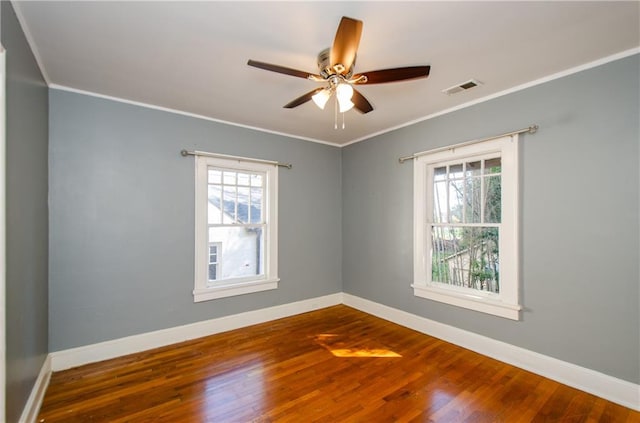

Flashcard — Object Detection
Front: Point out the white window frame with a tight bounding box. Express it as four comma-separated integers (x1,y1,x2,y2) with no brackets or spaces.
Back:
412,135,521,320
194,155,279,302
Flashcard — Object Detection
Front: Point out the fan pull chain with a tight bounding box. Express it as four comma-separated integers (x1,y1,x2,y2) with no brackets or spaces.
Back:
334,96,338,130
332,95,348,130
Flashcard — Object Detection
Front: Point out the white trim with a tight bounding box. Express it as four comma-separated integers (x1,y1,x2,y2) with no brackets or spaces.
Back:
193,278,278,302
50,293,343,371
46,49,638,149
342,47,640,147
18,355,51,423
412,284,521,320
342,293,640,411
48,84,337,147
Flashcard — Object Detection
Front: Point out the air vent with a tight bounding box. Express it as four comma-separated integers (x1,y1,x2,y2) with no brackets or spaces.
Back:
442,79,483,95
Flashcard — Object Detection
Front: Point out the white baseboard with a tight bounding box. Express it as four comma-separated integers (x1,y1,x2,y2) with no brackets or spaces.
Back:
19,354,51,423
50,292,343,371
44,291,638,412
342,293,640,411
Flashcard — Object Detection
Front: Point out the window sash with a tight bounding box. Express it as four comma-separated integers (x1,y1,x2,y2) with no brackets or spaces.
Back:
207,167,265,225
427,224,501,295
206,224,266,285
430,153,501,225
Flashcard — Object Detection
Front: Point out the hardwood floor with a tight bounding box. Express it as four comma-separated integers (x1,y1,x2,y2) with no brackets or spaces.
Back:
38,305,639,422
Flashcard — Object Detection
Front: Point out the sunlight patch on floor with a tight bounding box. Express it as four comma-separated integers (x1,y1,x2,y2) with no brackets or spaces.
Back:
328,348,402,358
313,334,402,358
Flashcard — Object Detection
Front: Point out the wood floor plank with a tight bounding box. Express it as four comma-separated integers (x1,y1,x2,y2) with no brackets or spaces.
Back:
38,305,639,422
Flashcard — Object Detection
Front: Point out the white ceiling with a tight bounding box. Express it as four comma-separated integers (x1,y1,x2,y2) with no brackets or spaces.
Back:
12,1,640,146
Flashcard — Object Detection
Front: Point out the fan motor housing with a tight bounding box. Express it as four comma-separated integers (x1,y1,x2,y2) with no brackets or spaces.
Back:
317,48,355,79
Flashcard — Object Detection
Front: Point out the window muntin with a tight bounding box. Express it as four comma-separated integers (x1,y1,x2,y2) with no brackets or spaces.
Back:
194,155,278,302
413,135,520,320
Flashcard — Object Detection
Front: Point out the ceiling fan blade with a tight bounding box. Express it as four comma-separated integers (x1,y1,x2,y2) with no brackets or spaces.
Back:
353,66,431,84
247,60,321,80
283,88,325,109
330,17,363,75
351,88,373,114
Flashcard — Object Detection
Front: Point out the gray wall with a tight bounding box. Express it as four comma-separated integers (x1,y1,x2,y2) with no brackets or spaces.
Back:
49,90,342,351
2,2,50,422
49,54,638,387
342,54,640,384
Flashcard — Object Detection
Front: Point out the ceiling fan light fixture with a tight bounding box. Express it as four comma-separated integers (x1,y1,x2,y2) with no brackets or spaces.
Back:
338,98,355,113
312,88,331,109
335,82,355,113
335,82,354,103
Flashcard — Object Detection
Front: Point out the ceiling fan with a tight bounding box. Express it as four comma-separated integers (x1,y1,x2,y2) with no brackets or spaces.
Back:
247,16,430,115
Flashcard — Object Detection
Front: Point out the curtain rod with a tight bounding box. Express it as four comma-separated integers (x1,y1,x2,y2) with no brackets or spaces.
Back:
398,125,539,164
180,149,292,169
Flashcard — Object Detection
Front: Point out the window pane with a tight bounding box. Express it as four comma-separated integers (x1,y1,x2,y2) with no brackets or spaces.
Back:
223,171,236,185
485,157,501,174
208,263,217,280
466,177,482,223
208,226,264,283
449,180,464,223
250,188,263,223
237,187,250,223
251,174,263,187
484,175,501,223
208,169,222,184
433,166,447,182
449,164,463,179
208,186,222,224
465,161,482,177
431,226,499,293
222,186,237,222
237,173,250,186
431,226,452,283
433,180,447,223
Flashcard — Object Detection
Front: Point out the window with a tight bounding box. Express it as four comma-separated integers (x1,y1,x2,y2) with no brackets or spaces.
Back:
208,243,221,280
413,135,521,319
194,155,278,302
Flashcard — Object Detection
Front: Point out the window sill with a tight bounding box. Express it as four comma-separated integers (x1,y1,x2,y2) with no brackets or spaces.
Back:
412,284,521,320
194,278,279,302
